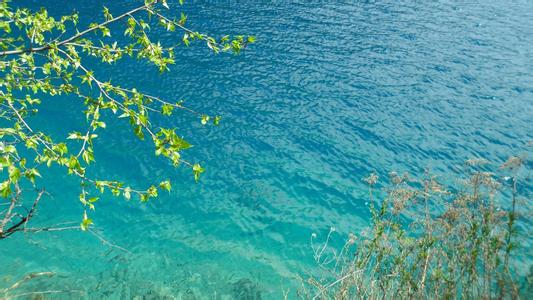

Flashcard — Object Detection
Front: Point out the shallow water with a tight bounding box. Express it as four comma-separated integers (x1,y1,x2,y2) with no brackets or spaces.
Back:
2,0,533,298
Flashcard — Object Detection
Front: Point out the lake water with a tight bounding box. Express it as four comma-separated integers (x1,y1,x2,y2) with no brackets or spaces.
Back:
2,0,532,298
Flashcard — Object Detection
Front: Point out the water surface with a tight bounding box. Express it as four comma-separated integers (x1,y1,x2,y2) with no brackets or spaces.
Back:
2,0,532,298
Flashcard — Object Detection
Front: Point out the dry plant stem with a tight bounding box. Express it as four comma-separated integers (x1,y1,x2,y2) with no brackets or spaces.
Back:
0,186,45,239
20,225,131,254
88,228,131,254
502,174,519,298
3,289,84,299
22,226,80,233
0,184,20,235
0,272,55,295
302,158,527,299
0,272,81,300
315,228,334,263
419,177,432,295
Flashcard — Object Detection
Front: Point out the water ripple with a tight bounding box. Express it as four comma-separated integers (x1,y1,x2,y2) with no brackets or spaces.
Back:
2,0,532,298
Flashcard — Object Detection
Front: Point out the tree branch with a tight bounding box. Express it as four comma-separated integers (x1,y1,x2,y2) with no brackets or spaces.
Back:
0,3,152,56
0,189,45,239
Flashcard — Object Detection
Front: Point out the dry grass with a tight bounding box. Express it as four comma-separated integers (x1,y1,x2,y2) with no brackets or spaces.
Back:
300,155,531,299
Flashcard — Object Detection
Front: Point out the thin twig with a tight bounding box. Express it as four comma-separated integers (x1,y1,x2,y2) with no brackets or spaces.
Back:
1,272,55,294
0,3,153,56
0,189,45,239
312,269,364,300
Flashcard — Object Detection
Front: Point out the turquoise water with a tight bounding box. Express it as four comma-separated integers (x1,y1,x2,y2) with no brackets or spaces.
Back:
2,0,533,298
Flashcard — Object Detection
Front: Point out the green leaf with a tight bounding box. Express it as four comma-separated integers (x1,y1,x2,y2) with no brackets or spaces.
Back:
8,166,21,183
162,104,174,116
182,33,190,46
133,125,144,140
80,211,93,231
124,187,131,200
213,116,222,126
0,181,11,198
172,136,191,151
147,185,158,197
103,6,113,21
68,156,79,169
179,13,187,26
67,132,82,140
159,180,171,192
201,115,210,125
193,163,204,183
140,193,149,202
82,150,94,164
24,168,41,184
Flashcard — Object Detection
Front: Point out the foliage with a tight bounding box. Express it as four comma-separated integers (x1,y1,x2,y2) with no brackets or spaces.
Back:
300,155,531,299
0,0,254,237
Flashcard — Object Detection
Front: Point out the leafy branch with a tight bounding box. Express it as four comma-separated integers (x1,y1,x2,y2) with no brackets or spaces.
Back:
0,0,253,233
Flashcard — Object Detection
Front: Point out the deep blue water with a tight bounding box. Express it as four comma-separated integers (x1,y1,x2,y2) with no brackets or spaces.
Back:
2,0,533,298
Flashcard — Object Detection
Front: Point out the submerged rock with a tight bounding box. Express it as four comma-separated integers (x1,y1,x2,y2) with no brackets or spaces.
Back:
232,278,262,300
